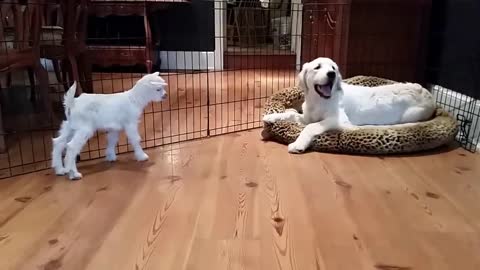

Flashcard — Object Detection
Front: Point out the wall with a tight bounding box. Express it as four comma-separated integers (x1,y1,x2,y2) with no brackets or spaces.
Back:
426,0,480,99
152,0,215,52
153,0,216,70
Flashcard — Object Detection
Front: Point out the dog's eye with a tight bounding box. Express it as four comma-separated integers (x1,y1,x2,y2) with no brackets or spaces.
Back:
332,66,336,70
156,89,161,92
314,64,321,70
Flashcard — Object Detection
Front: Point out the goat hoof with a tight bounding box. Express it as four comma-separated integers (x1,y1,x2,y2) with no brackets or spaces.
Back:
69,171,83,180
135,152,149,162
54,167,67,176
105,154,117,162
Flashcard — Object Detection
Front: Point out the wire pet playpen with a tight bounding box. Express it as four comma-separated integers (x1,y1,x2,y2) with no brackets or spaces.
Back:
0,0,478,179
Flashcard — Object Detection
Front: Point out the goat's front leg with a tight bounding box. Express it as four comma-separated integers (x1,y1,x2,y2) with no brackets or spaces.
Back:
51,121,73,175
288,118,339,154
263,110,305,124
124,124,149,161
64,130,92,180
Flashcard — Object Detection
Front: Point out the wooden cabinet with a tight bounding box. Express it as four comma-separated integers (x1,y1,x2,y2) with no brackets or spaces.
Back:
301,0,432,83
87,0,191,73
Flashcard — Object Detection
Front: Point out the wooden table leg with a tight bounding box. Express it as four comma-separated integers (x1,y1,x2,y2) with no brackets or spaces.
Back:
68,54,82,95
35,61,54,125
78,52,93,93
0,125,5,153
0,87,5,153
144,7,153,73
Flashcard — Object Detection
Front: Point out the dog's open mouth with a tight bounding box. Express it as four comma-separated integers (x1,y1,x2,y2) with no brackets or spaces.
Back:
314,81,334,99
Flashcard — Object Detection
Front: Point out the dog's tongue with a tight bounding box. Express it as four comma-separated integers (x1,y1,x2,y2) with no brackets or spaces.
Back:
315,84,332,97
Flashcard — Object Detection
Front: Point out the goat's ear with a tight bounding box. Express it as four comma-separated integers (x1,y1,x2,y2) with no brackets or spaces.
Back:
149,81,167,86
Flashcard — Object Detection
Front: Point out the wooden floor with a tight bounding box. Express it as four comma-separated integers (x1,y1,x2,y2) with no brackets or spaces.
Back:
1,130,480,270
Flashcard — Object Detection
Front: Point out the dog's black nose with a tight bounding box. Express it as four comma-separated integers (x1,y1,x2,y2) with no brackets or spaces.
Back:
327,71,336,79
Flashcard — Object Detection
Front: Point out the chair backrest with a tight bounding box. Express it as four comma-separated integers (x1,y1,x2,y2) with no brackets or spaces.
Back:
41,0,63,27
63,0,88,44
0,0,43,54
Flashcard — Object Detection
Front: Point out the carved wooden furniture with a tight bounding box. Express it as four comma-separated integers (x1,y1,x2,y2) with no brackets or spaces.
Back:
301,0,432,84
87,0,191,73
0,0,51,152
227,0,268,48
40,0,92,94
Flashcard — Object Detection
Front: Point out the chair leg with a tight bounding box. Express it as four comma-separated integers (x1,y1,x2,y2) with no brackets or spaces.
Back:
77,52,93,93
144,12,153,74
61,59,71,90
27,68,36,101
0,82,5,153
52,60,67,91
0,107,5,153
6,72,12,88
34,62,53,124
68,55,82,95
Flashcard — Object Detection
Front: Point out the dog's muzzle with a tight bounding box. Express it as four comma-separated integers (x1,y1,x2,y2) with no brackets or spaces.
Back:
314,80,334,99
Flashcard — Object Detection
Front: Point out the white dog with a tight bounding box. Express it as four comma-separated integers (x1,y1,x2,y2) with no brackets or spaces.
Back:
51,72,168,180
263,57,436,153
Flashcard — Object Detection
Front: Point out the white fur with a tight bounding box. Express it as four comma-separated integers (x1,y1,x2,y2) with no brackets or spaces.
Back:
263,57,436,153
51,72,168,180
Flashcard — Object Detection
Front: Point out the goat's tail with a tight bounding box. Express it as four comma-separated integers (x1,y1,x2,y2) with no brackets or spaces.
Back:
63,81,77,119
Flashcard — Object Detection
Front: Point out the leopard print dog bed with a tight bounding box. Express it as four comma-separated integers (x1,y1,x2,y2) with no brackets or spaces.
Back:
261,76,458,154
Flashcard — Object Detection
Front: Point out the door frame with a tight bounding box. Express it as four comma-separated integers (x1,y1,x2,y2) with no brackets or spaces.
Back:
215,0,303,71
213,0,226,70
291,0,303,71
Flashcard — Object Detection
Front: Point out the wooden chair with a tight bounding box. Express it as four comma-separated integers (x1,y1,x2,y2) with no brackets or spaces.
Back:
40,0,92,94
234,0,268,48
39,0,66,90
0,0,52,152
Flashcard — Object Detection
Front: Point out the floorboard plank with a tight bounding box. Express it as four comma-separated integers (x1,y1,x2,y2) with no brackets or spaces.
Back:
0,131,479,270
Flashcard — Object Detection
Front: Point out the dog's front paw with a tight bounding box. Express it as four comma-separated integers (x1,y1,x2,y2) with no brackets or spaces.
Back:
288,140,308,154
68,171,82,180
263,114,279,123
285,108,298,113
135,152,149,162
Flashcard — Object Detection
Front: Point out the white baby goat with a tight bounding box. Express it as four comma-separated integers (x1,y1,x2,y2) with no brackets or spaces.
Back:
51,72,168,180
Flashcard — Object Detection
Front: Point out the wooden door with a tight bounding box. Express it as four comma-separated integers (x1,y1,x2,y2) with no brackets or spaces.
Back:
301,0,351,73
345,0,432,82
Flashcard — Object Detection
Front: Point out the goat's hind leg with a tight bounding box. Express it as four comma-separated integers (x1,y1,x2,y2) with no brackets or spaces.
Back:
51,121,73,175
105,130,120,162
125,124,148,161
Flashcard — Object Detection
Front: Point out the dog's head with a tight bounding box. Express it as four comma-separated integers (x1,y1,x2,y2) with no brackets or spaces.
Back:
298,57,342,99
137,72,168,102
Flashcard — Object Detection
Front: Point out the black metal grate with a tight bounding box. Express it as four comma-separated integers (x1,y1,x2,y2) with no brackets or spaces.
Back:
432,84,480,153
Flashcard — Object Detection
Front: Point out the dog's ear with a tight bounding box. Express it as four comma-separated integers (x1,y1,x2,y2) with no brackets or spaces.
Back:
298,62,309,91
152,71,160,76
336,65,343,83
334,66,343,91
